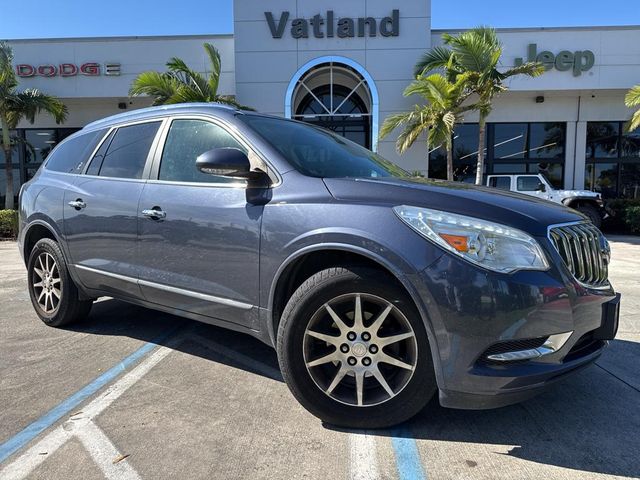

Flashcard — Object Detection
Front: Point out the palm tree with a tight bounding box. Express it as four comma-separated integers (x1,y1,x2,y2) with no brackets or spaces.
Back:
380,73,475,181
415,27,545,185
0,42,67,210
130,43,252,110
625,85,640,132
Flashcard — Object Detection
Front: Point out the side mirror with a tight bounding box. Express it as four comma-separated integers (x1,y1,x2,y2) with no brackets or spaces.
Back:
537,182,547,192
196,148,251,178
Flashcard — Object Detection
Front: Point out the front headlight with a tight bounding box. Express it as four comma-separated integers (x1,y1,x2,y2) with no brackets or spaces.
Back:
393,205,549,273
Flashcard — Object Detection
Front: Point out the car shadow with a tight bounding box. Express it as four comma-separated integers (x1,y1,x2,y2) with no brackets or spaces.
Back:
67,298,638,478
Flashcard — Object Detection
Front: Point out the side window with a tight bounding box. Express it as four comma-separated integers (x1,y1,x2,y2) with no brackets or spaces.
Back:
158,119,247,183
45,129,107,174
489,177,511,190
517,176,541,192
97,121,161,179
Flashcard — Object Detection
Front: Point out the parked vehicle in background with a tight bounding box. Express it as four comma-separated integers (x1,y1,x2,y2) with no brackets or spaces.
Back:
486,173,607,228
18,104,620,428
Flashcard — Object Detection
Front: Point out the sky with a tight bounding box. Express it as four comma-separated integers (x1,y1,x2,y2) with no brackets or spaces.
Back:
1,0,638,39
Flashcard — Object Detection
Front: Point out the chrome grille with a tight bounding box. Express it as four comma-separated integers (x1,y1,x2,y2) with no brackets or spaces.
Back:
548,222,610,288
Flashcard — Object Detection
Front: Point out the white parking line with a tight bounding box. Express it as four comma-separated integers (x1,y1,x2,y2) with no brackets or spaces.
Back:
0,339,179,480
350,433,379,480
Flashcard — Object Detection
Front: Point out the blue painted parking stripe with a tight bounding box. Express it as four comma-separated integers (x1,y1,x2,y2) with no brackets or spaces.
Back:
0,329,176,464
392,427,427,480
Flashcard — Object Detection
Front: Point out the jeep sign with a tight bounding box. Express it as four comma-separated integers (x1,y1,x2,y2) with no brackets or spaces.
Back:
515,44,595,76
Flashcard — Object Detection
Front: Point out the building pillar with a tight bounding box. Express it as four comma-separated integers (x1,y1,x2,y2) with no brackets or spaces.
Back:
564,121,576,189
572,121,588,189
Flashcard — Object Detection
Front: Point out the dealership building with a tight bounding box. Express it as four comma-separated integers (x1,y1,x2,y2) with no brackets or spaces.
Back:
3,0,640,201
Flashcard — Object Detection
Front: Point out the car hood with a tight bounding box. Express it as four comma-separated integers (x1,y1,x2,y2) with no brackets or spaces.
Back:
555,189,599,198
323,177,586,237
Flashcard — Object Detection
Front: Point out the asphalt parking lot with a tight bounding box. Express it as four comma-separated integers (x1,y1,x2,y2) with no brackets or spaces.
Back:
0,237,638,480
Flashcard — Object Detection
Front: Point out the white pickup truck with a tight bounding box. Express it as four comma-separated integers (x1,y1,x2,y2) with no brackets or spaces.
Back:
486,174,607,227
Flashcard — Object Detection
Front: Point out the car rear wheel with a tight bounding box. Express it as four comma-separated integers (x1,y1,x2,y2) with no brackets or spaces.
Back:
27,238,93,327
277,266,437,428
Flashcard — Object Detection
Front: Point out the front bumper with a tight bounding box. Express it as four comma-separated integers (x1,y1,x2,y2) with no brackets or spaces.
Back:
411,244,620,410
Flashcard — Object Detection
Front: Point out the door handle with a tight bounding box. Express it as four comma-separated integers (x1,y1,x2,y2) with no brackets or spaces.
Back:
68,199,86,210
142,207,166,220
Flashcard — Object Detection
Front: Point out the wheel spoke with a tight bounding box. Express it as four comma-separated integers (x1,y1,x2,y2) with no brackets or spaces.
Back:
37,256,45,274
44,293,51,312
353,294,364,331
52,287,61,300
37,289,46,302
326,367,348,394
33,281,43,288
355,370,365,406
380,353,414,371
369,305,392,334
306,329,341,347
324,304,350,333
51,277,61,285
377,331,415,347
306,351,340,368
33,267,44,279
372,366,395,397
44,254,50,273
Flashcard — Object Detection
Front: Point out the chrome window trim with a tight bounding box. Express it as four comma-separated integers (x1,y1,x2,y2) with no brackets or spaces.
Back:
546,220,611,290
74,264,254,310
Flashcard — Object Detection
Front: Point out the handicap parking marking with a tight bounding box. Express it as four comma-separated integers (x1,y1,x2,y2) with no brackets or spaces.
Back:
392,427,427,480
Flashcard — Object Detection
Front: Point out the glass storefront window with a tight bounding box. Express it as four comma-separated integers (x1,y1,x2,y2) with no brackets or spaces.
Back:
585,163,618,199
620,163,640,199
529,123,565,159
530,162,563,188
0,168,21,204
586,122,619,158
25,130,57,164
493,123,527,159
620,127,640,158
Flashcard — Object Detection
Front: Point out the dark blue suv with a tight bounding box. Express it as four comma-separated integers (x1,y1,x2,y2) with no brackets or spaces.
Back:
18,104,620,428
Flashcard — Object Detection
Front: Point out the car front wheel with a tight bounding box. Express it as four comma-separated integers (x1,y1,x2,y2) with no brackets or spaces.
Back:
277,267,437,428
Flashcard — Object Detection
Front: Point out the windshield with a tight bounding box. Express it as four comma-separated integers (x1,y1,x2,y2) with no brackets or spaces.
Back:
239,115,408,179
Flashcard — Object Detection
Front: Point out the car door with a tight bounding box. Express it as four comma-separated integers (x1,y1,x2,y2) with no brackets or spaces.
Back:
64,120,164,298
515,175,546,200
136,117,265,328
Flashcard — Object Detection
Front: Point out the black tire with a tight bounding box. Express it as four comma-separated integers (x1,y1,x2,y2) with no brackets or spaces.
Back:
277,267,437,428
576,204,602,228
27,238,93,327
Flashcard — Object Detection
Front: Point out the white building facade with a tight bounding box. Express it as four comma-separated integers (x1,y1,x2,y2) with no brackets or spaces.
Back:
4,0,640,202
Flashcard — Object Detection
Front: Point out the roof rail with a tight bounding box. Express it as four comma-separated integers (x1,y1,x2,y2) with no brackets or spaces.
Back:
83,103,238,130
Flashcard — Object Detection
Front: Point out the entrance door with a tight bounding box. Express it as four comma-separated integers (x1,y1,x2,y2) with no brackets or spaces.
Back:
136,118,263,328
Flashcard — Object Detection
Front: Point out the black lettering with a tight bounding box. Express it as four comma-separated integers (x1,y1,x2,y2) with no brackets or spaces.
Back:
291,19,309,39
357,17,376,37
311,14,324,38
265,11,289,39
380,10,399,37
338,18,354,38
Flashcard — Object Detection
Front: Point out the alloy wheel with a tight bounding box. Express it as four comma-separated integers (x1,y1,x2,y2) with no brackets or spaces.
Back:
32,252,61,314
303,293,418,407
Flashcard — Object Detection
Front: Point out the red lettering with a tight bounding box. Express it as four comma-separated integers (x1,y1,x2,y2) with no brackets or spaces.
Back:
16,64,35,77
80,62,100,76
37,65,57,77
59,63,78,76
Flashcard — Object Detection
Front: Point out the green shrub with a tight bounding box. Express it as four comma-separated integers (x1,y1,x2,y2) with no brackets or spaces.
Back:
0,210,18,239
602,199,640,233
624,206,640,235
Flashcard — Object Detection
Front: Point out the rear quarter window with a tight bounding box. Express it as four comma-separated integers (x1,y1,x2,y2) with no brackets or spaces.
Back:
44,129,108,174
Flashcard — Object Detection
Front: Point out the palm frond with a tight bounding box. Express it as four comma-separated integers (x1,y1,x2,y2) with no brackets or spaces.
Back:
502,61,545,79
625,85,640,132
203,43,221,97
414,46,455,77
12,89,67,125
129,71,182,105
